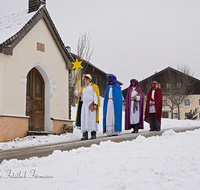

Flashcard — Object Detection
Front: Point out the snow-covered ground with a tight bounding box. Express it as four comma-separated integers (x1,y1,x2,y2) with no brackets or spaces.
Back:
0,128,200,189
0,106,200,150
1,106,200,189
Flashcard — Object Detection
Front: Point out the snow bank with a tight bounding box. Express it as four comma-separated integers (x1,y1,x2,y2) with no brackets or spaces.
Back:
0,129,200,189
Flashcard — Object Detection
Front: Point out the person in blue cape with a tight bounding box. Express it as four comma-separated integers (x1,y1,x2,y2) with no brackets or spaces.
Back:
103,74,122,136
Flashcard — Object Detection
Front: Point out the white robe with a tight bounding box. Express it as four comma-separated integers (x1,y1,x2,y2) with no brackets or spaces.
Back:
130,87,140,125
106,85,120,136
80,83,98,133
149,90,156,113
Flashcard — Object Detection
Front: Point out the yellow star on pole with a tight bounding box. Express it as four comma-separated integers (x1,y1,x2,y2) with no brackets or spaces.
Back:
71,58,83,92
71,58,83,70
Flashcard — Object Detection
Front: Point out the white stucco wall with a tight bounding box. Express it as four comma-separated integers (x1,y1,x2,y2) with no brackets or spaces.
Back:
1,18,70,130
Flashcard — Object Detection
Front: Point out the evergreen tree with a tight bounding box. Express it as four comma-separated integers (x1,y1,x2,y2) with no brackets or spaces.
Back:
186,108,199,120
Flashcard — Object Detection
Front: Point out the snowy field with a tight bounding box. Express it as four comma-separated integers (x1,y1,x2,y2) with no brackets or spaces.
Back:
1,105,200,189
1,106,200,150
0,128,200,189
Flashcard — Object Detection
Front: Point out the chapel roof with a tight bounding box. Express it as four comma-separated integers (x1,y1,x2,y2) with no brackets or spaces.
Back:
0,5,74,68
0,7,39,45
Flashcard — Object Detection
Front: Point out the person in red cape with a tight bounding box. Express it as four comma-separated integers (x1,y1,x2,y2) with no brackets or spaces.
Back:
144,81,163,131
125,79,144,133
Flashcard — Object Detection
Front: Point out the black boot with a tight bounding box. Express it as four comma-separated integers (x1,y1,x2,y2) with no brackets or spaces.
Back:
132,129,138,133
134,129,138,133
81,137,88,140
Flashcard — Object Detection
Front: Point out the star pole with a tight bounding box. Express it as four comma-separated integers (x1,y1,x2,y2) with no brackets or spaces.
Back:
71,58,83,92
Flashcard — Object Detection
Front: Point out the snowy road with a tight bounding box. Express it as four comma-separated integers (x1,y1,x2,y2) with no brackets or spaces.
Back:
1,127,200,190
0,125,199,163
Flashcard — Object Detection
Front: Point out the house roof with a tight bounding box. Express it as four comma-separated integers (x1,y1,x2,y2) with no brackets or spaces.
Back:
139,66,200,84
122,66,200,93
0,5,74,69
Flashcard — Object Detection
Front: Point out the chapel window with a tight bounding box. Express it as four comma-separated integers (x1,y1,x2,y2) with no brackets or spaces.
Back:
35,73,42,98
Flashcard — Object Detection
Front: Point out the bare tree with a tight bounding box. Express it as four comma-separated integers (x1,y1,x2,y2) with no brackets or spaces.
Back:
77,31,93,62
76,31,94,80
69,31,94,112
164,64,194,119
177,63,194,76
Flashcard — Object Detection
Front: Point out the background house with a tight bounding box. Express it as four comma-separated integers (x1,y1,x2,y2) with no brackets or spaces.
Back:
122,67,200,120
0,1,74,141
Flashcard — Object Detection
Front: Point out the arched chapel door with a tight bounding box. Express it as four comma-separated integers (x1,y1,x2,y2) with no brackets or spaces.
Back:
26,68,45,131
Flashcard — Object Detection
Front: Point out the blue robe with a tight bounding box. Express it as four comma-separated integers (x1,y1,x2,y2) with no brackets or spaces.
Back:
103,85,123,133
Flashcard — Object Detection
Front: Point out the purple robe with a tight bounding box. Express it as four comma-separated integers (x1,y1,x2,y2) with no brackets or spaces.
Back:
125,79,144,130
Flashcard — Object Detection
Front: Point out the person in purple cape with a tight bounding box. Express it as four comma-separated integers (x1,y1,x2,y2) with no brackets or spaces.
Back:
125,79,144,133
103,74,122,136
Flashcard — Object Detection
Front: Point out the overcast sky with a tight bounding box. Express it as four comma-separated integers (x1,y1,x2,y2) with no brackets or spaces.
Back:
1,0,200,88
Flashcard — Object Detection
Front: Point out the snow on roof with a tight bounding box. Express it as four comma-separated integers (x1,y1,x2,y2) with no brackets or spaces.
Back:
0,7,42,45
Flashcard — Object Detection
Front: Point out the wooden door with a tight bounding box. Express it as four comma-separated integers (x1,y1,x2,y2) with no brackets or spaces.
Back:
26,68,45,131
162,111,168,118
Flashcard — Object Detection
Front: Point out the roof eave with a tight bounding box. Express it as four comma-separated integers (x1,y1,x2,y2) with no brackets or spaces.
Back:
0,6,74,69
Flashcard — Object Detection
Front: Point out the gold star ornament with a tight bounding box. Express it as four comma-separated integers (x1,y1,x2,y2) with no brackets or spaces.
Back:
71,59,83,71
71,58,83,92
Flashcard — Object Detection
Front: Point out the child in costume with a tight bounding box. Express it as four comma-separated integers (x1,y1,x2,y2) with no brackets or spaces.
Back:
75,74,100,140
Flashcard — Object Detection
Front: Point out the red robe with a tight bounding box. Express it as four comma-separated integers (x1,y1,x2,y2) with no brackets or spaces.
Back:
144,88,163,123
